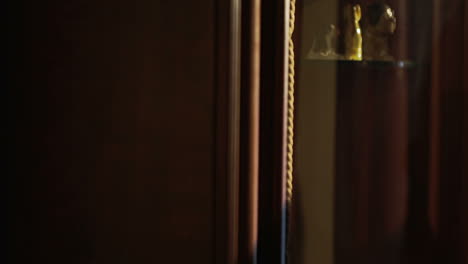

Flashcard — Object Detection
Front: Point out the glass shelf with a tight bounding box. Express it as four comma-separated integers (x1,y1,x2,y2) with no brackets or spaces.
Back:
302,59,416,69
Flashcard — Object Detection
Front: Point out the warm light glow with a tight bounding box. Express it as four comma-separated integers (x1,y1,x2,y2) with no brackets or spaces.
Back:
387,8,394,18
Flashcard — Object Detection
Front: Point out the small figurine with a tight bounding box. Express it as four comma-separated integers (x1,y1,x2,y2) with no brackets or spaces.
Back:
362,3,397,61
323,24,340,57
306,24,341,60
343,4,363,60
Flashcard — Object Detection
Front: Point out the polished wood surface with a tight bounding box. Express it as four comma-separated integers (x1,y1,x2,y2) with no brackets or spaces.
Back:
214,0,242,263
238,0,261,263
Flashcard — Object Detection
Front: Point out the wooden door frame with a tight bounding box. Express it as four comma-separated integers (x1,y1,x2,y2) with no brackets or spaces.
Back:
215,0,294,263
215,0,292,263
214,0,242,263
214,0,265,263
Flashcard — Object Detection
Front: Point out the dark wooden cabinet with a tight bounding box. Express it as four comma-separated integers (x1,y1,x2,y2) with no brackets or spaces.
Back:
8,0,247,263
7,0,468,264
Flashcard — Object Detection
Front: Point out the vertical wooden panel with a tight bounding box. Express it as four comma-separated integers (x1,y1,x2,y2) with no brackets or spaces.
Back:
432,0,466,263
215,0,241,263
239,0,261,263
8,0,238,263
429,0,442,236
462,4,468,264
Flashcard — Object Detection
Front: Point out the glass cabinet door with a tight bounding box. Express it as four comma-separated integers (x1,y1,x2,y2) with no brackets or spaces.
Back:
288,0,467,264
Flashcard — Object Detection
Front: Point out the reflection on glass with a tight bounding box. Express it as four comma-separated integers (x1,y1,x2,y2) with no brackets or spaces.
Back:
362,3,397,61
306,24,342,60
290,0,467,264
344,4,362,60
